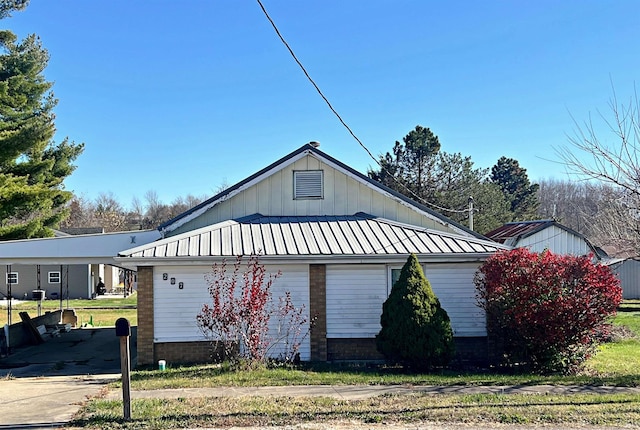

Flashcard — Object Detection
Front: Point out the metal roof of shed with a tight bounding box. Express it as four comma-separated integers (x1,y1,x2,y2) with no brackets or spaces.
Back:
119,213,508,262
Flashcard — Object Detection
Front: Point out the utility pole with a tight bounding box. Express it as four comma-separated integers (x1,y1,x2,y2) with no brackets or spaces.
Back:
468,196,474,231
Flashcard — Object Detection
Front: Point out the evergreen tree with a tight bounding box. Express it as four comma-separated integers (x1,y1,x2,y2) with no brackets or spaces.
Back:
369,125,441,202
376,254,455,368
0,28,83,239
0,1,29,19
368,125,511,232
490,156,539,220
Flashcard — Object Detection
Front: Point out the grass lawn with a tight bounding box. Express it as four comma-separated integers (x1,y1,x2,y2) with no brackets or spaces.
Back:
68,300,640,429
0,293,137,327
72,392,640,429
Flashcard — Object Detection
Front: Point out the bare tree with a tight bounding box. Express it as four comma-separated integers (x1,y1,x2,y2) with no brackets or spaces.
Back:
557,87,640,198
94,192,127,232
556,86,640,254
537,179,640,256
60,195,97,229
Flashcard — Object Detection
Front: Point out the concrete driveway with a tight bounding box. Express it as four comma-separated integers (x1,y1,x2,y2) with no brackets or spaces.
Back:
0,326,134,428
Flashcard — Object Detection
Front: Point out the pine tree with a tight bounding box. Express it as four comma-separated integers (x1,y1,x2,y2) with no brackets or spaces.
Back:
376,254,455,368
490,156,539,220
368,125,512,233
0,29,83,239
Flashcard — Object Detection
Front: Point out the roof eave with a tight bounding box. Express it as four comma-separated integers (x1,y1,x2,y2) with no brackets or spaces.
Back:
114,252,498,267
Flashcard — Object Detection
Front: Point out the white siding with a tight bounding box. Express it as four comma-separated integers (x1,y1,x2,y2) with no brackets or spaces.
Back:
171,154,457,236
424,263,486,337
517,226,591,256
325,263,486,340
153,264,311,360
326,265,388,338
612,260,640,299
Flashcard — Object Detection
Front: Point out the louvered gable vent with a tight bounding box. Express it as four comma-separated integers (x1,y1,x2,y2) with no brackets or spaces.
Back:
294,170,323,199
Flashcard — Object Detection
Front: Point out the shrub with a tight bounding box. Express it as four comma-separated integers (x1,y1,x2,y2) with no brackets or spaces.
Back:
196,254,311,365
475,248,622,374
376,253,455,369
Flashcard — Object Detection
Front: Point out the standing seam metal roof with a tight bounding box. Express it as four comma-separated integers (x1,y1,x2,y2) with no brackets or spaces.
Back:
120,213,508,258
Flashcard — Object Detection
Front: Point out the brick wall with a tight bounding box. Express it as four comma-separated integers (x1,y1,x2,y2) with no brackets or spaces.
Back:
136,266,154,366
154,341,221,365
327,338,384,361
453,337,488,367
328,337,489,364
309,264,327,361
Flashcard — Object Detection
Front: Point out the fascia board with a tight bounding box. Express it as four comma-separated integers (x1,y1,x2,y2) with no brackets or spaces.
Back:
114,252,495,267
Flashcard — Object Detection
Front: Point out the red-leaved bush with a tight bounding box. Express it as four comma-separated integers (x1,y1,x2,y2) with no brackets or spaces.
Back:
475,248,622,373
196,254,311,365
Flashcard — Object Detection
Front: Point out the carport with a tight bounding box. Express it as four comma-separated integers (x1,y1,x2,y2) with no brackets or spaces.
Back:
0,229,160,350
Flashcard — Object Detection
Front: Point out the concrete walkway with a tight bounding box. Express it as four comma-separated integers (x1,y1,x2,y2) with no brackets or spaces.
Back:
105,383,640,401
0,374,118,429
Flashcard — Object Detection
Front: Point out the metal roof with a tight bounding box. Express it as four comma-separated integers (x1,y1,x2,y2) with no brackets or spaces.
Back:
120,213,508,260
0,229,162,265
484,220,556,244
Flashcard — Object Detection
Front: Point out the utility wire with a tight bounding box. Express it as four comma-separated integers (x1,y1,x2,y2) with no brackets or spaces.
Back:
256,0,469,215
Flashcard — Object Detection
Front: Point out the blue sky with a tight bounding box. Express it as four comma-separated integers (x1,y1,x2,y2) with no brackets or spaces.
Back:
6,1,640,208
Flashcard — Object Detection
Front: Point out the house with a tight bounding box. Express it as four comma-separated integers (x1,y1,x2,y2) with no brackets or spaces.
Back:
116,143,509,366
604,257,640,299
484,220,600,258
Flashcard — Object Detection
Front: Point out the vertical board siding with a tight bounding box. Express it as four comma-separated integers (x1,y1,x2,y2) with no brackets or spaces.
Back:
424,263,486,337
518,226,591,256
154,264,310,360
326,265,387,338
325,263,486,340
613,260,640,299
170,154,456,236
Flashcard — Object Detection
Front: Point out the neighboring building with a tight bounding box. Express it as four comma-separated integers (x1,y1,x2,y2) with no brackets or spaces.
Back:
117,143,510,366
605,257,640,299
484,220,600,259
1,263,100,300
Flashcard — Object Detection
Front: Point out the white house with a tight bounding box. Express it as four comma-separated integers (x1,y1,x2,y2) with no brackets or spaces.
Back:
117,143,509,366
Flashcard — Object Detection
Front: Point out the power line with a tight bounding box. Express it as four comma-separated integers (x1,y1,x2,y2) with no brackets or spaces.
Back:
255,0,469,215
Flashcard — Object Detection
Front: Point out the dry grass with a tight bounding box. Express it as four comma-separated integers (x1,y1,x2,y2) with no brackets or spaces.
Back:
0,294,137,327
71,392,640,429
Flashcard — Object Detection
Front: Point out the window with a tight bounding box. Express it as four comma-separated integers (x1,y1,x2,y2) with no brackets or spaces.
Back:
388,264,427,295
294,170,323,199
6,272,18,284
48,271,60,283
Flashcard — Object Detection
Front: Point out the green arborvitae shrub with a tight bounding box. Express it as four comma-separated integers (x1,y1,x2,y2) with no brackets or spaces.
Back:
376,254,455,368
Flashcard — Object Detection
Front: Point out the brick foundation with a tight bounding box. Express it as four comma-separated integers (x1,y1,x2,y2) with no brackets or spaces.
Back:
453,337,488,366
327,338,385,361
154,341,224,366
327,337,488,364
